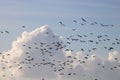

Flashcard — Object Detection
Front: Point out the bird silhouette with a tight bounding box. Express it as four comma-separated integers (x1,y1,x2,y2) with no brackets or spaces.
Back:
5,31,10,34
22,26,26,28
81,17,87,22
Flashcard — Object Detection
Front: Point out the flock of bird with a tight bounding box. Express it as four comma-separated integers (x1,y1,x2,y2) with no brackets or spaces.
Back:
0,37,120,80
0,26,26,35
65,32,120,53
0,30,10,34
0,17,120,80
59,17,114,27
58,17,120,54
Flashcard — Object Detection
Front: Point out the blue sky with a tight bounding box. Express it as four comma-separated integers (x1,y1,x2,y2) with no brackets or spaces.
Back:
0,0,120,55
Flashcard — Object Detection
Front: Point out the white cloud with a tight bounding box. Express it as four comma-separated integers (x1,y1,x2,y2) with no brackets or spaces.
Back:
0,25,120,80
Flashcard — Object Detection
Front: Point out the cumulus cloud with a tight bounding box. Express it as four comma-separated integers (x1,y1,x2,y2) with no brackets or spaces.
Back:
0,25,120,80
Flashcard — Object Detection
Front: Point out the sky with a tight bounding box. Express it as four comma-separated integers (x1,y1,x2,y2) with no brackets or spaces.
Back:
0,0,120,54
0,0,120,53
0,0,120,79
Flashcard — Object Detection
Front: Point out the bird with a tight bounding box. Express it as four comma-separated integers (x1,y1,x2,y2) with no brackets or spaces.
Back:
108,47,114,51
0,52,2,54
0,31,3,33
90,22,98,25
72,29,76,31
5,30,10,34
73,20,77,23
22,26,26,28
59,21,65,26
81,17,87,22
42,78,44,80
